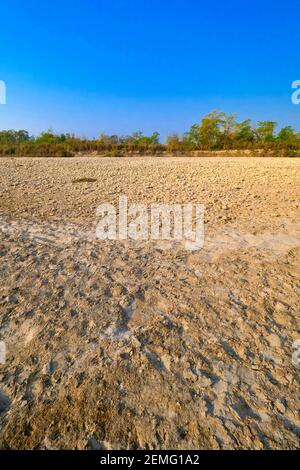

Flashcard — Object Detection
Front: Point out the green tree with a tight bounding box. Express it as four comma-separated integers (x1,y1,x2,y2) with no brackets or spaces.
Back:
219,113,237,149
35,129,65,144
256,121,277,143
198,111,224,150
233,119,255,147
149,132,160,144
277,126,296,142
184,124,201,148
0,130,31,144
130,131,160,145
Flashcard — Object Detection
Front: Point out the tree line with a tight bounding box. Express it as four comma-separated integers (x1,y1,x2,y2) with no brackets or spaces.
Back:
0,110,299,158
167,111,300,154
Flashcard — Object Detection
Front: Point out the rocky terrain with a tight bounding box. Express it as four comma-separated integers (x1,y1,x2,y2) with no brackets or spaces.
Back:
0,156,299,449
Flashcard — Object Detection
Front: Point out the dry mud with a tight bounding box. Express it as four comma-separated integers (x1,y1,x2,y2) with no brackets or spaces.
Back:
0,156,299,450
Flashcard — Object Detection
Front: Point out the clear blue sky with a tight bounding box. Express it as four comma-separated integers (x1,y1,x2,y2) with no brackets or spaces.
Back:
0,0,299,140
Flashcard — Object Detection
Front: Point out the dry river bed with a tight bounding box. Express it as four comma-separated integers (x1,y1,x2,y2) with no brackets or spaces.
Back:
0,156,299,449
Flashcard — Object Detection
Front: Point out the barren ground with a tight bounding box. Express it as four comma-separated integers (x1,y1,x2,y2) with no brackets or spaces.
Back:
0,156,299,450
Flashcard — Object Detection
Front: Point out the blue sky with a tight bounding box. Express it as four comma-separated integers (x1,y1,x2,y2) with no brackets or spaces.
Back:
0,0,299,140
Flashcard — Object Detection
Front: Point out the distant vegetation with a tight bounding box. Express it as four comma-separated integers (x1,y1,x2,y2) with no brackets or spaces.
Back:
1,111,299,158
167,111,300,156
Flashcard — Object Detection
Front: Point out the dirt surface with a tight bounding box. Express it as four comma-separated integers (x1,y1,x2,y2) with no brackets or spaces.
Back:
0,156,299,449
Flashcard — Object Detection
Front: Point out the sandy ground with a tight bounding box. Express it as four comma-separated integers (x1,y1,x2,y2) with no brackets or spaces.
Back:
0,156,299,450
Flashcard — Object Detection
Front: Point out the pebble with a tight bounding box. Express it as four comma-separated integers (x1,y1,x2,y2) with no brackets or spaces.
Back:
274,399,286,414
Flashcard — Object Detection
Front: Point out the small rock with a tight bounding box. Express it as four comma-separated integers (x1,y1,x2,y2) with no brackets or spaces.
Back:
266,333,281,349
275,302,288,313
197,372,212,388
7,295,19,305
275,398,286,414
112,285,126,297
43,360,58,375
70,309,78,318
